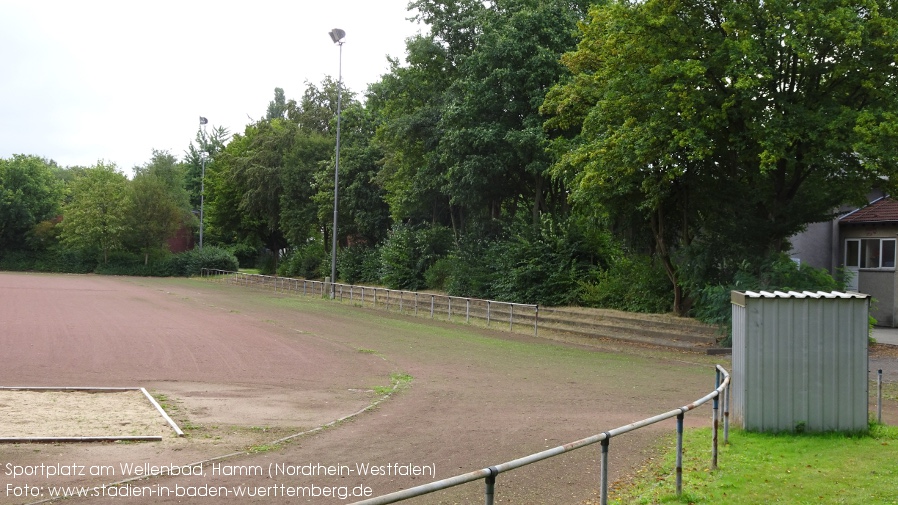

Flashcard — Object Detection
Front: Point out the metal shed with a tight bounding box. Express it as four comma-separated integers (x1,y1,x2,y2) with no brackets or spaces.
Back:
731,290,870,432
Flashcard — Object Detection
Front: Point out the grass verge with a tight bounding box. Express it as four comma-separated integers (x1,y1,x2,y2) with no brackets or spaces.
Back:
612,423,898,504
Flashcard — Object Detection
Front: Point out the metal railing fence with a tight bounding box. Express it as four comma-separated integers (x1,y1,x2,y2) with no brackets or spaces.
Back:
199,269,731,504
201,269,539,337
350,365,731,505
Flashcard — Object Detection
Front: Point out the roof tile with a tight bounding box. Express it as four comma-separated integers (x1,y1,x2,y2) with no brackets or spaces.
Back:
840,197,898,224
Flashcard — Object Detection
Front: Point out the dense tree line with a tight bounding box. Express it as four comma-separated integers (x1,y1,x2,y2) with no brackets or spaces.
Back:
3,0,897,326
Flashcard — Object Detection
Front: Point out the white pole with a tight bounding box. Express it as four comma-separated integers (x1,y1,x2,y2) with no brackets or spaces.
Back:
329,30,345,299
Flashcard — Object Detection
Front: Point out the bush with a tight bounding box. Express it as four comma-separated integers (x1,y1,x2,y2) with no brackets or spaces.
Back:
338,245,381,285
256,250,278,275
94,250,181,276
424,257,454,291
226,243,260,269
692,254,843,346
279,241,327,279
0,249,95,274
0,246,237,277
461,216,609,306
175,246,239,276
580,254,673,313
379,224,454,290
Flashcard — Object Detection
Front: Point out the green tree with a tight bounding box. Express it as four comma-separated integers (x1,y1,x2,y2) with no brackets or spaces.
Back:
290,78,347,134
329,103,391,245
286,79,356,250
134,149,192,213
59,162,130,264
280,128,332,246
127,175,182,264
0,154,63,252
543,0,898,313
438,0,585,228
266,87,288,120
210,120,292,257
185,124,231,210
124,150,195,263
369,39,454,226
372,0,585,237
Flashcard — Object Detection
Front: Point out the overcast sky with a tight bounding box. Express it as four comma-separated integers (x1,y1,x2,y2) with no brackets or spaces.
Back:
0,0,421,174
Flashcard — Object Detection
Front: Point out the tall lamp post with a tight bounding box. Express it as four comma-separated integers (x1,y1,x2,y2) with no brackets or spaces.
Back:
328,28,345,299
199,116,208,249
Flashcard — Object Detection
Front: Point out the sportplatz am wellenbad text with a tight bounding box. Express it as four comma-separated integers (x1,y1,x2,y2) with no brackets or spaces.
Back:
4,461,437,479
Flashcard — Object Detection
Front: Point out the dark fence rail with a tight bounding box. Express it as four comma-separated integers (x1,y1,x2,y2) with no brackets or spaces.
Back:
201,270,539,336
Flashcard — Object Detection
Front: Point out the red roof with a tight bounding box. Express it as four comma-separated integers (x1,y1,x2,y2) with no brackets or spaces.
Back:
841,197,898,224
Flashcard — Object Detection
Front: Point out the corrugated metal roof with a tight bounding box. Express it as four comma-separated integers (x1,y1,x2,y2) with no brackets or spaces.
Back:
742,290,870,299
732,290,870,306
840,196,898,224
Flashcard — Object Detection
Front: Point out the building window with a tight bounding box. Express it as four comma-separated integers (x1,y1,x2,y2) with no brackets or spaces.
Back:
845,238,897,269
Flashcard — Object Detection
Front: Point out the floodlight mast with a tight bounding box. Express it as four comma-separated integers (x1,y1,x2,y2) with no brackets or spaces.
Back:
328,28,345,299
199,116,208,249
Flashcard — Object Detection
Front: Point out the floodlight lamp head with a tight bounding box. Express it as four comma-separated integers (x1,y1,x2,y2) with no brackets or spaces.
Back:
329,28,346,44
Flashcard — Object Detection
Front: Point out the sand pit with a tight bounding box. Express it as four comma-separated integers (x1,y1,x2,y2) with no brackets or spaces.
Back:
0,389,178,440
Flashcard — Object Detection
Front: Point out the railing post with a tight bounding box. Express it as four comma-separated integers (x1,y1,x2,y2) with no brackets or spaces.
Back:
350,285,353,302
448,297,452,321
724,379,730,444
487,301,491,326
374,289,378,307
430,295,434,319
600,436,610,505
400,291,403,313
509,304,513,331
466,298,470,323
484,467,498,505
361,286,365,305
534,304,538,337
712,368,720,471
878,369,883,424
676,412,684,496
414,292,418,315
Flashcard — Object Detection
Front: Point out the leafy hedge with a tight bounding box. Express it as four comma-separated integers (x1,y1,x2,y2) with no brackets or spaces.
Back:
338,245,381,285
0,249,94,273
580,254,673,313
692,254,843,345
0,246,237,277
379,224,454,290
175,246,239,276
279,241,328,279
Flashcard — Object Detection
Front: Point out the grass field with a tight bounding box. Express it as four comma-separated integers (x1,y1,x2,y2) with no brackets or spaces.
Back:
611,423,898,504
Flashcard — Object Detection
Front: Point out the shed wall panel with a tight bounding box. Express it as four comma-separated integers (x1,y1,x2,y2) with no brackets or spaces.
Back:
731,292,868,432
731,303,746,426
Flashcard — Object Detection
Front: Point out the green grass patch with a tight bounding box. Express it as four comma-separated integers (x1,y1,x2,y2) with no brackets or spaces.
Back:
373,372,413,396
612,424,898,504
873,380,898,403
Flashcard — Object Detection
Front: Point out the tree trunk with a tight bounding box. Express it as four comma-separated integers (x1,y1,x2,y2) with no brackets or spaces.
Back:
650,208,686,315
532,174,544,227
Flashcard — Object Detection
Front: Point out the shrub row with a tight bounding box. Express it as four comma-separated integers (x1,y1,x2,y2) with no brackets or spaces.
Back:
0,246,238,277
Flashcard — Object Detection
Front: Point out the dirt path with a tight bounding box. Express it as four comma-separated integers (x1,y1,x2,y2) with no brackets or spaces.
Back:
2,273,885,505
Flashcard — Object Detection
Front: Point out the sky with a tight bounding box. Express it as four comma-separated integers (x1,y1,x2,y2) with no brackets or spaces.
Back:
0,0,422,174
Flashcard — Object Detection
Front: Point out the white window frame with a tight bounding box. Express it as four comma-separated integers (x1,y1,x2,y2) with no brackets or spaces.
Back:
845,238,897,270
